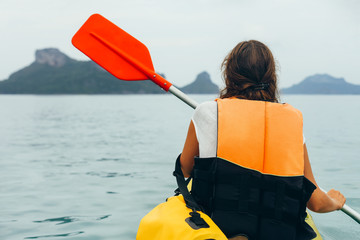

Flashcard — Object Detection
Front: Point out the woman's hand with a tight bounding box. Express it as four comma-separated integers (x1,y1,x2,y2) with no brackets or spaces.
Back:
327,189,346,210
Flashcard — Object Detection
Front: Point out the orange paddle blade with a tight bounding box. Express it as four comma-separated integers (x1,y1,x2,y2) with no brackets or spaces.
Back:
72,14,171,90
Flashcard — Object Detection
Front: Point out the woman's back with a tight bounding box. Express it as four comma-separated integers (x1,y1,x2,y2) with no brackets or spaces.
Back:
190,98,316,239
180,39,346,240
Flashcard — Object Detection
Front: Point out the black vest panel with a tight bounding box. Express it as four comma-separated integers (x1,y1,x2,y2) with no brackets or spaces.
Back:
191,157,317,240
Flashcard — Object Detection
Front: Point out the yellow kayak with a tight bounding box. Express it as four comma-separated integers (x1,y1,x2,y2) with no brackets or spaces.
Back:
305,211,322,239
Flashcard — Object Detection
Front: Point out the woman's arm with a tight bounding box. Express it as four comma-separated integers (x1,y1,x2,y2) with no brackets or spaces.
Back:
180,120,199,178
304,144,346,212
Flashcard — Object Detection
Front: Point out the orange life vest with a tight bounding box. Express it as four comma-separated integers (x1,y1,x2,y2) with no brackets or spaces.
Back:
217,98,304,176
191,98,316,240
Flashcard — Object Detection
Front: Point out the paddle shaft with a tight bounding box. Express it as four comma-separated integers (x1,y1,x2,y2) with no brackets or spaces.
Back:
342,205,360,224
168,86,198,109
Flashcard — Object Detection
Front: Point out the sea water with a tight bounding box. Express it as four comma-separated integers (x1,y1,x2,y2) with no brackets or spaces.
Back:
0,94,359,240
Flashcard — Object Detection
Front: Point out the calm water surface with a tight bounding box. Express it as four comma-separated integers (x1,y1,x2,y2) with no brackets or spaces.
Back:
0,94,359,240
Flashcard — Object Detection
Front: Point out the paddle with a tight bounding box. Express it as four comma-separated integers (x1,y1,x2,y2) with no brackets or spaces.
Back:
72,13,360,224
72,13,198,109
342,204,360,224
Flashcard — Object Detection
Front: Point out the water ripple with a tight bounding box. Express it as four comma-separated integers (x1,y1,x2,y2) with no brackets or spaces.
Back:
33,216,78,225
96,157,129,162
33,215,111,225
86,171,134,178
96,215,111,220
106,191,118,194
24,231,84,239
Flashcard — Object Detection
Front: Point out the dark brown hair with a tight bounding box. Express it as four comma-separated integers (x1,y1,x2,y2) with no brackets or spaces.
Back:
220,40,279,102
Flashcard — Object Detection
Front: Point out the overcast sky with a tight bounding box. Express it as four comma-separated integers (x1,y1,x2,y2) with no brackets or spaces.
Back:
1,0,359,88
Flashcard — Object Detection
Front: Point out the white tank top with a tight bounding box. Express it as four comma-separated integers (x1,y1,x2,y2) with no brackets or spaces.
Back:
191,101,305,158
191,101,218,158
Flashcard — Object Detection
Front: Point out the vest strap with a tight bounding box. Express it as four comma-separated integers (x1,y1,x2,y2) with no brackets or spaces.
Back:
173,155,211,229
173,155,202,211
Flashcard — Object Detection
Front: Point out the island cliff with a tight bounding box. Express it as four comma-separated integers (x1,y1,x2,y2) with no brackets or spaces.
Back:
0,48,219,94
181,71,219,94
0,48,164,94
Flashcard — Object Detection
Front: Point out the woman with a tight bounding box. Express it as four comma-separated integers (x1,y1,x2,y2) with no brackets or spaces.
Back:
180,40,346,240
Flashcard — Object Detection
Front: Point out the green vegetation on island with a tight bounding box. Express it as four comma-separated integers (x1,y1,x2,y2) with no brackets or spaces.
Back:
1,49,359,95
0,48,219,94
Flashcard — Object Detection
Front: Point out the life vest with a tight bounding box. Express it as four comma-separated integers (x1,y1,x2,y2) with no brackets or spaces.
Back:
191,98,317,240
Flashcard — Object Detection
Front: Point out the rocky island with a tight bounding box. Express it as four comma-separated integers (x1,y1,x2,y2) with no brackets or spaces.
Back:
181,71,219,94
2,49,358,95
281,74,360,94
0,48,219,94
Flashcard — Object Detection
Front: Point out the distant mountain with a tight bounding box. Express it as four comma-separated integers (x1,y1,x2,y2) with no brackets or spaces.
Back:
0,48,219,95
180,71,219,94
0,48,163,94
282,74,360,94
